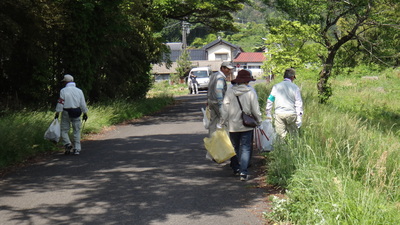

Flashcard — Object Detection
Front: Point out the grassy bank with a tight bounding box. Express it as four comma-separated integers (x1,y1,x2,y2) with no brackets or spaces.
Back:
0,81,184,170
259,67,400,224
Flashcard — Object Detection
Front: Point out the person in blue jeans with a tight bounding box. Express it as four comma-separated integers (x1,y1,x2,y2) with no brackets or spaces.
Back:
219,70,262,181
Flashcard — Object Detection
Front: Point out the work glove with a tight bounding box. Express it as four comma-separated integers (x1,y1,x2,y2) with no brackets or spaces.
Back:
82,113,88,122
296,116,302,128
54,112,59,120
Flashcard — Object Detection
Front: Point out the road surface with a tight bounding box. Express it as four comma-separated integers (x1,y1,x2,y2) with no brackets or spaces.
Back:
0,93,270,225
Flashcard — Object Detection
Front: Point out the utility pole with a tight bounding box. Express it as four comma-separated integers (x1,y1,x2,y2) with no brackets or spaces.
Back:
182,21,189,50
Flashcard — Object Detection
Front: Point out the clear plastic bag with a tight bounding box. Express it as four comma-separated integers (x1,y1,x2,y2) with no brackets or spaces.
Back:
201,107,210,129
203,128,236,163
44,119,61,143
254,119,276,152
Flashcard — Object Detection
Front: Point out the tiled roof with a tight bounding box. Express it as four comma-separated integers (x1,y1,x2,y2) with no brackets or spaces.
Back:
167,42,183,51
233,52,266,62
203,39,243,52
166,49,207,62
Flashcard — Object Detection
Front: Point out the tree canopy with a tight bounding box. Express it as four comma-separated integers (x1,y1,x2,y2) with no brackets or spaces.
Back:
262,0,399,103
0,0,247,109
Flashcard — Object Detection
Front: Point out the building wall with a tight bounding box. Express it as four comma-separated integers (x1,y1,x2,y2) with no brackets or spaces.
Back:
207,45,233,61
234,62,264,78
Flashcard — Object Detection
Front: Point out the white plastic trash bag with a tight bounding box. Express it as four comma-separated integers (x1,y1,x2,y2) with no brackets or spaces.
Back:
201,107,210,129
254,119,276,152
44,119,61,143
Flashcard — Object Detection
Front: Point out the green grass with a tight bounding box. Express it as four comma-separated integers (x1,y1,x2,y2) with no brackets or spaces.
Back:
263,67,400,224
0,83,183,169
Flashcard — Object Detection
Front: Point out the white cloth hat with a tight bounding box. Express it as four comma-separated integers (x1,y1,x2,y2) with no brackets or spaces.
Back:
62,74,74,82
221,62,234,69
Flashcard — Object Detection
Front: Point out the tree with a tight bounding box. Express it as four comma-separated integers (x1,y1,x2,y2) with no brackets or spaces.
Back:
0,0,248,108
263,0,400,103
174,49,192,83
262,21,323,77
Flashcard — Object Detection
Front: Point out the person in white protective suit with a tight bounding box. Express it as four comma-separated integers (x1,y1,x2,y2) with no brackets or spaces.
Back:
266,68,303,139
55,74,88,155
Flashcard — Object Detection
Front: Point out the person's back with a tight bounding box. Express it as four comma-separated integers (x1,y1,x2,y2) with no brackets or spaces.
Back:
55,74,88,155
266,68,303,139
59,84,86,109
207,71,225,103
272,80,299,115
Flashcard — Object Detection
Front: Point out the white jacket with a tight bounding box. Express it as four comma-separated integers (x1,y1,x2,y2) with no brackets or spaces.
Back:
220,84,262,132
266,79,303,116
56,82,88,113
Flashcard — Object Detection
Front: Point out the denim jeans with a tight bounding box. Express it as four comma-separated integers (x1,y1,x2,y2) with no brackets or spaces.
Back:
229,130,253,175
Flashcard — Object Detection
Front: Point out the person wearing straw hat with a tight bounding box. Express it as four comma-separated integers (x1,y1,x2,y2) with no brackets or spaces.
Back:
54,74,88,155
219,69,262,181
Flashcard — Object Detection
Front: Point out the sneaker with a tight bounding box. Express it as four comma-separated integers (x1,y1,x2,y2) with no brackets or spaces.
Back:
73,149,80,155
240,173,248,181
64,144,73,155
233,169,240,176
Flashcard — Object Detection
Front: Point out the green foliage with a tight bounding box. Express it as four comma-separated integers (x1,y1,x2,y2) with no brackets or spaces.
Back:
155,0,246,31
264,67,400,224
0,95,174,169
262,20,322,76
174,49,192,83
0,111,57,168
191,34,218,48
261,0,399,102
225,22,269,52
147,81,188,97
0,0,246,109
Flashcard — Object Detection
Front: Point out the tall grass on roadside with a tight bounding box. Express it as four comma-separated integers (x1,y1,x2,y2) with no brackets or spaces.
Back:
0,111,59,168
0,95,174,170
147,80,188,97
264,68,400,224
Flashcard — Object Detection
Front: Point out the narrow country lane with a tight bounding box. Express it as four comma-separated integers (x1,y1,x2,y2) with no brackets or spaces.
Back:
0,93,270,225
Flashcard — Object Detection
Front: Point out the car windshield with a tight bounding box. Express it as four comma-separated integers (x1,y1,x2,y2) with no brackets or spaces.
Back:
193,71,208,78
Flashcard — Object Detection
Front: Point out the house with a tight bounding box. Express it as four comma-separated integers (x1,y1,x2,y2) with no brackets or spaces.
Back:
152,38,242,81
152,38,266,81
233,52,266,78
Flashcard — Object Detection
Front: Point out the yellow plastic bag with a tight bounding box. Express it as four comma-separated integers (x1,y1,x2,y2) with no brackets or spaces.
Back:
203,128,236,163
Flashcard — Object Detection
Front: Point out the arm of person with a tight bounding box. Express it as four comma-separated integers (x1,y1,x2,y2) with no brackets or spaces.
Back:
265,87,276,118
79,90,88,114
219,89,231,127
294,88,303,117
294,88,303,127
215,77,225,108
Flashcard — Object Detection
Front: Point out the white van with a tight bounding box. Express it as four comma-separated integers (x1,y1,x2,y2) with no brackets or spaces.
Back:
187,67,213,93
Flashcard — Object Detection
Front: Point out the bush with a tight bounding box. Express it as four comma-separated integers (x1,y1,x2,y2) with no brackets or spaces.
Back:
264,67,400,224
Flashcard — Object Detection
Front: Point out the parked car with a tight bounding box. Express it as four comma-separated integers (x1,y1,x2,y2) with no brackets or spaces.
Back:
187,67,213,93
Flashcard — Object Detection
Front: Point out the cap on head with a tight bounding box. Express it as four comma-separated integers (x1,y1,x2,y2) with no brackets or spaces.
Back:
221,62,234,69
284,68,296,79
231,69,256,84
62,74,74,82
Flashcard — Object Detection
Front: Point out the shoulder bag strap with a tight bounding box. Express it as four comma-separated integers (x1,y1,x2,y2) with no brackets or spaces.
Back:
236,96,243,111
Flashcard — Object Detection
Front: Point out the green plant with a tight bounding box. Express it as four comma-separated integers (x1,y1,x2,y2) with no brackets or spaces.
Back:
263,67,400,224
0,95,174,170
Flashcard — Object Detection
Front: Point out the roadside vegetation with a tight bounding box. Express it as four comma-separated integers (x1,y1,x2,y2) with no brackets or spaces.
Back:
0,81,187,170
254,67,400,224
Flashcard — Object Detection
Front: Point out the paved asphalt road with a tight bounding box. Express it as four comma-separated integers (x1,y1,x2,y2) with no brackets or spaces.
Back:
0,93,270,225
